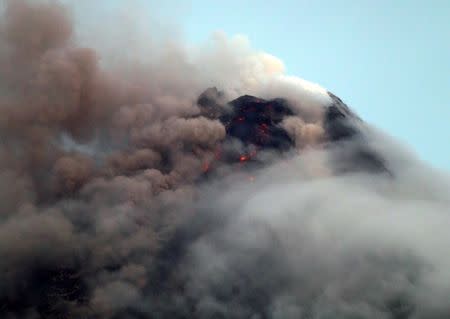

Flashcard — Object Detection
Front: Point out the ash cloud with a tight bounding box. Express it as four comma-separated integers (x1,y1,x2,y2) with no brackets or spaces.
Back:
0,1,449,319
176,146,450,319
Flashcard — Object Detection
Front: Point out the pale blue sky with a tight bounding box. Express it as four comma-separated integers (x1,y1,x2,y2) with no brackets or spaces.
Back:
76,0,450,169
185,0,450,170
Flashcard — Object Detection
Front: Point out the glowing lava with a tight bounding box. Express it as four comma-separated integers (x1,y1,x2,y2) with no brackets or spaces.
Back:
239,155,249,162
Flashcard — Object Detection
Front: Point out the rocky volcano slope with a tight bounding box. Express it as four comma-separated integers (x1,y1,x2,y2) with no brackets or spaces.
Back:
197,87,388,175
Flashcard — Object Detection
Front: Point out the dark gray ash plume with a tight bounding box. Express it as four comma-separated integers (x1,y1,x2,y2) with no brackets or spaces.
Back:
0,1,449,318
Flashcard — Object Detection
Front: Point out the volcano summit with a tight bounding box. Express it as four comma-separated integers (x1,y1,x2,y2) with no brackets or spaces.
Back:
196,87,388,176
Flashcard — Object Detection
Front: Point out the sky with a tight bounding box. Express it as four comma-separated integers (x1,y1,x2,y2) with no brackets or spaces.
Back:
73,0,449,170
184,0,450,170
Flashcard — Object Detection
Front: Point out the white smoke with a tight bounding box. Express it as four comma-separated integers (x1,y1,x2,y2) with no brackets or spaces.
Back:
184,132,450,318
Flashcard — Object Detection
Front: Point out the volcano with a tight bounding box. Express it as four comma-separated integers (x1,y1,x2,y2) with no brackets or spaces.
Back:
2,2,449,319
197,87,388,175
143,89,393,317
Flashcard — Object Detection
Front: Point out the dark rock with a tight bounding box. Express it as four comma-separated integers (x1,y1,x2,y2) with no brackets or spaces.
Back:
325,91,389,174
224,95,294,151
197,87,228,119
197,87,389,174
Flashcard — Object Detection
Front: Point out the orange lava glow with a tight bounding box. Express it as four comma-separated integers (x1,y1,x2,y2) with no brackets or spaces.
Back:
202,162,210,172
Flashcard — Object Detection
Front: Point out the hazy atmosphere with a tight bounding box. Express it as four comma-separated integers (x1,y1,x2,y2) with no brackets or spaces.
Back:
67,0,450,169
0,1,449,318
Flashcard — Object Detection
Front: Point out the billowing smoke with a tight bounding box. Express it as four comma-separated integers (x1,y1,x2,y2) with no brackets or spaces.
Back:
0,1,449,318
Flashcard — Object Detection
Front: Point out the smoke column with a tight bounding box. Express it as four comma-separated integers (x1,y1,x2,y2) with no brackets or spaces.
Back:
0,1,449,318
